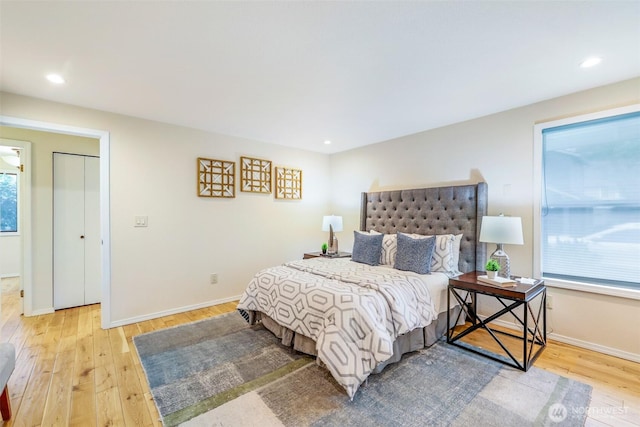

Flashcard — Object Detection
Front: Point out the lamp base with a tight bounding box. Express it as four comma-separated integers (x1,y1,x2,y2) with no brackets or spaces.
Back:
328,237,339,255
490,244,511,278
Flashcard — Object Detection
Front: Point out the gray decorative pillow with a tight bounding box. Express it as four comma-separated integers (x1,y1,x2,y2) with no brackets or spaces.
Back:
394,232,436,274
352,231,383,266
368,230,397,266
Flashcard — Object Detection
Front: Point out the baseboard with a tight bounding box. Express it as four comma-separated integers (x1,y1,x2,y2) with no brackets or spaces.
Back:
28,307,55,316
547,332,640,363
477,315,640,363
108,294,243,328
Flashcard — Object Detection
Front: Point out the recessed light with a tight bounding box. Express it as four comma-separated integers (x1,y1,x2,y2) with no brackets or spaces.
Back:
324,140,332,145
580,57,602,68
46,73,65,84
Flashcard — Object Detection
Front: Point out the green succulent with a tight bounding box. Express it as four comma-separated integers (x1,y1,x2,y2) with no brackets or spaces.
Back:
485,259,500,272
321,243,328,252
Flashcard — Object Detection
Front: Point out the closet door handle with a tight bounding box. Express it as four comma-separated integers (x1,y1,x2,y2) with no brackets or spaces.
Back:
80,235,85,239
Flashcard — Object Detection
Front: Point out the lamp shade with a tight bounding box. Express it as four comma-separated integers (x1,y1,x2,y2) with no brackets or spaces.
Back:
322,215,343,232
479,216,524,245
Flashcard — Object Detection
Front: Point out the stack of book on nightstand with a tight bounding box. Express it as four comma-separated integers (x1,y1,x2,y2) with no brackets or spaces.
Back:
477,275,517,287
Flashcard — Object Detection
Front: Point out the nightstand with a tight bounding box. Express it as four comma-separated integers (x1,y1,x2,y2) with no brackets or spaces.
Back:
447,271,546,371
303,251,351,259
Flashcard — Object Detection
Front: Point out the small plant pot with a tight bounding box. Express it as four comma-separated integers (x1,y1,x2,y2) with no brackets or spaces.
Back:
487,271,497,279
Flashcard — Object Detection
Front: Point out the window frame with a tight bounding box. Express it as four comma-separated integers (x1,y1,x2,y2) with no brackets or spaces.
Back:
0,167,19,236
533,103,640,301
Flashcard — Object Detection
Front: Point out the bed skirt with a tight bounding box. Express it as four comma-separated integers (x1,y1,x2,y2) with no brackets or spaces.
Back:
245,306,462,374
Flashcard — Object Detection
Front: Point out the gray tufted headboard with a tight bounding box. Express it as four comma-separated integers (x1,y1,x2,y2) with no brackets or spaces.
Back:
360,182,488,273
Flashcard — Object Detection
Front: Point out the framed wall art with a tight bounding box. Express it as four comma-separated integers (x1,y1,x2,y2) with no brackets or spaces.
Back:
240,156,272,193
275,166,302,200
197,157,235,198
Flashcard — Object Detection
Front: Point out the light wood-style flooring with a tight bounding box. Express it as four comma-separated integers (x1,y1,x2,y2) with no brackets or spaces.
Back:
0,278,638,426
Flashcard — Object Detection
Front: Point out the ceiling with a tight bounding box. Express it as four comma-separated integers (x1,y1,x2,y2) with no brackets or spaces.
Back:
1,1,639,154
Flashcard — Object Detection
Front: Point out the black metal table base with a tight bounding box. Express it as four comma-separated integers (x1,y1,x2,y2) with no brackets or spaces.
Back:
447,286,546,371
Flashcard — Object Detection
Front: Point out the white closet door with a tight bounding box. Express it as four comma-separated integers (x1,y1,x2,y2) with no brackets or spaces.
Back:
53,153,101,310
84,156,101,304
54,153,86,309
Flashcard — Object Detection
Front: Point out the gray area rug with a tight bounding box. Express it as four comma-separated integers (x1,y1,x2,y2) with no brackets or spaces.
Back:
133,312,592,427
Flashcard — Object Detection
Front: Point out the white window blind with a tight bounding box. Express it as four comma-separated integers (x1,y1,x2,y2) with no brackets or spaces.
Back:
541,111,640,289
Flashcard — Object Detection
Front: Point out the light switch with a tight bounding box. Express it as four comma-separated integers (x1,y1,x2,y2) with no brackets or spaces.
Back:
134,216,148,227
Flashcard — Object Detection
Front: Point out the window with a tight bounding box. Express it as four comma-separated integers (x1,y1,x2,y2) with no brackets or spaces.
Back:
535,106,640,294
0,172,18,233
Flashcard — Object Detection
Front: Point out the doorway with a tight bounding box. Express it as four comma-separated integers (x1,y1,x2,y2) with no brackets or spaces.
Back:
0,139,31,316
0,116,111,328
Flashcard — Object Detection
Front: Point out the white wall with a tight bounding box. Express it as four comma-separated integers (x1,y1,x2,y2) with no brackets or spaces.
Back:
0,235,19,277
330,77,640,360
0,92,331,324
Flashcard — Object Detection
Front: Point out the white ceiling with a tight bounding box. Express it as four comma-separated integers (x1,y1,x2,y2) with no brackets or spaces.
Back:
1,1,639,154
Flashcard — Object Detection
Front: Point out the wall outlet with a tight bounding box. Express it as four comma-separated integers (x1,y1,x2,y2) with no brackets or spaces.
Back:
546,295,553,310
210,273,218,285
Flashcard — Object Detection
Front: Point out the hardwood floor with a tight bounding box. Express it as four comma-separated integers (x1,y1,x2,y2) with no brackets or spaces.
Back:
0,287,237,427
0,281,638,426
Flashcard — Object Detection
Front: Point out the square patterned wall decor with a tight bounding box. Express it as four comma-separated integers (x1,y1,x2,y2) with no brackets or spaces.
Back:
275,166,302,199
240,156,272,193
197,157,235,198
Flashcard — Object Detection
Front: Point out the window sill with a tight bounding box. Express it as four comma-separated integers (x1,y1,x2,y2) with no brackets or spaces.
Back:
544,277,640,301
0,232,19,237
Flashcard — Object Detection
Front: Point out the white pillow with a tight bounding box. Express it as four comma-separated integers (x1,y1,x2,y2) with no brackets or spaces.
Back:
452,233,463,274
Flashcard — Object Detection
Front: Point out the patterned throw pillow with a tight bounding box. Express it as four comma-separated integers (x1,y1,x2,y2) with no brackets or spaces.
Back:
366,230,397,266
429,234,457,275
394,233,436,274
352,231,384,266
452,233,463,275
409,233,462,277
380,234,398,266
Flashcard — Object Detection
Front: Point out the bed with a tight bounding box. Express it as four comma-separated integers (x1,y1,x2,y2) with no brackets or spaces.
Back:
237,182,488,399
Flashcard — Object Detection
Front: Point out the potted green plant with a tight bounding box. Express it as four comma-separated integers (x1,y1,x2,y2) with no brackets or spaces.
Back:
321,242,328,255
485,259,500,279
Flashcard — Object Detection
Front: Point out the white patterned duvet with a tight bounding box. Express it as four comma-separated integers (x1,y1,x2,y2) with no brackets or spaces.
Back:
237,257,448,399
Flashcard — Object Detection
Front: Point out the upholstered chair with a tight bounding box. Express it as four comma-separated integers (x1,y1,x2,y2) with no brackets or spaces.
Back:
0,343,16,420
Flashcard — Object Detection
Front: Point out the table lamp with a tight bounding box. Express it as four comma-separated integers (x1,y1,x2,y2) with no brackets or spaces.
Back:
479,214,524,278
322,215,343,256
